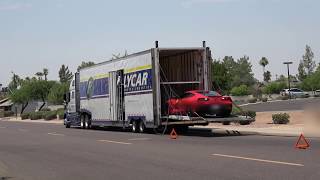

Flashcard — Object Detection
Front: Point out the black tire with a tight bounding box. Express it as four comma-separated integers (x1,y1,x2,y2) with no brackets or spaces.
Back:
222,121,231,125
80,115,85,129
132,121,138,133
138,121,145,133
65,123,70,128
85,115,91,129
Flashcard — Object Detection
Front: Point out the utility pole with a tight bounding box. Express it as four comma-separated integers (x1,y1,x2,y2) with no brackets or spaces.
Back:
283,62,293,99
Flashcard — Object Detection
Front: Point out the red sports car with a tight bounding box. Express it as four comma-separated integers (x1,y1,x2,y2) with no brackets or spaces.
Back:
167,90,233,117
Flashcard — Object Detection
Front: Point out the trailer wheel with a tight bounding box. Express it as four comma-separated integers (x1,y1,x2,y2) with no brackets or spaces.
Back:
80,115,85,129
138,121,145,133
132,121,138,133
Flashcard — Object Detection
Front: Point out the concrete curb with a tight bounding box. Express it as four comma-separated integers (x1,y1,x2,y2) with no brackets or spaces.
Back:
193,126,320,138
0,118,62,124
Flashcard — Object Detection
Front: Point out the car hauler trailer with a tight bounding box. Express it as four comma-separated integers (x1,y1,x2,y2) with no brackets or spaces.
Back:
64,41,254,133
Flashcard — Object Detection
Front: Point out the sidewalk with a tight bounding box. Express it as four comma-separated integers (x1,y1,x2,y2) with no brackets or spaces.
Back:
195,110,320,138
0,117,63,124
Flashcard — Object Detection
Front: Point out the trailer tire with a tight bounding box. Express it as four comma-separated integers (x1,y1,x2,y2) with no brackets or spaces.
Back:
138,121,145,133
132,121,138,133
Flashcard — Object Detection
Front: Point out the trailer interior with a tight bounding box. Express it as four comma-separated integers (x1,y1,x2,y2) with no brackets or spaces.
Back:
158,49,208,117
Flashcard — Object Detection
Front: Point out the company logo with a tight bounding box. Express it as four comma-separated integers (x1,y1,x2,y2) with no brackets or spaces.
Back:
124,69,152,92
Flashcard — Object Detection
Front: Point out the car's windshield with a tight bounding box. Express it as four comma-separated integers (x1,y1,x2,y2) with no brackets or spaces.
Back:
198,91,220,97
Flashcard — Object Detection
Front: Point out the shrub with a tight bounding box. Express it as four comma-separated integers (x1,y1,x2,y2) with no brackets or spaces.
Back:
40,108,51,111
248,97,257,103
44,111,57,120
29,112,44,120
240,110,256,118
272,113,290,124
4,111,14,117
21,113,30,120
230,85,250,96
261,97,268,102
263,82,287,94
57,108,65,120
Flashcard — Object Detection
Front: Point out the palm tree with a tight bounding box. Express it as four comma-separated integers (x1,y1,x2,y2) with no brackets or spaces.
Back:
43,68,48,81
259,57,269,73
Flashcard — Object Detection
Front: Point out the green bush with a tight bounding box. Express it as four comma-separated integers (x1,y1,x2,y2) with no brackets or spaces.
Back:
57,108,65,120
248,97,257,103
43,111,57,120
240,110,256,118
263,82,287,94
21,113,30,120
4,111,14,117
40,108,51,111
230,85,250,96
29,112,44,120
272,113,290,124
261,97,268,102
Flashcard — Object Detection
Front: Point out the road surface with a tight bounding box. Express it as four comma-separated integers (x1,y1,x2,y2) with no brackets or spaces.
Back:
241,98,320,112
0,120,319,180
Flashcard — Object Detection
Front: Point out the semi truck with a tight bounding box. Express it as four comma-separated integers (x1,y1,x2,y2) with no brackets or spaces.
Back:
64,41,254,133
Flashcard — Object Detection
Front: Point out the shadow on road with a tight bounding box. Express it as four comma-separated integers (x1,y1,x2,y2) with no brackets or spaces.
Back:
83,126,251,138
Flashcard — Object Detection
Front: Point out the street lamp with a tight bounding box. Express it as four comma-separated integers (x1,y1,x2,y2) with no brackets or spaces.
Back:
283,61,293,99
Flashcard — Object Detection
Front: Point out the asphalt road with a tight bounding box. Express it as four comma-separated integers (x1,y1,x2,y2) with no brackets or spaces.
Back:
0,120,319,180
241,98,320,112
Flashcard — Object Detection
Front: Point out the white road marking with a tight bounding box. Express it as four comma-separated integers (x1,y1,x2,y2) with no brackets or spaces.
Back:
0,126,6,129
212,153,304,167
18,128,28,132
97,140,132,145
128,138,151,141
47,132,65,136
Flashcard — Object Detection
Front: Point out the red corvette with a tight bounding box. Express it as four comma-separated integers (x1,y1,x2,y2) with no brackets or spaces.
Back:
167,90,233,117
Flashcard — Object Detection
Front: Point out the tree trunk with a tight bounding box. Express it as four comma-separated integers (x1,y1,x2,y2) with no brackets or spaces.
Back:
21,102,29,114
39,97,46,111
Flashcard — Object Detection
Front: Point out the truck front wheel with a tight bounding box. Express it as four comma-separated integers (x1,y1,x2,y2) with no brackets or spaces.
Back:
132,121,138,133
80,115,85,129
85,115,91,129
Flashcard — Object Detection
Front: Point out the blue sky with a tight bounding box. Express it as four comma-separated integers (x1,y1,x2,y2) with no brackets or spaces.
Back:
0,0,319,86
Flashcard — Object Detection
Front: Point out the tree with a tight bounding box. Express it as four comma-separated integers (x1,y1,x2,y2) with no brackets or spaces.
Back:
35,72,44,80
43,68,48,81
259,57,269,73
302,45,316,75
263,71,271,82
111,50,128,60
297,62,307,81
28,80,56,110
211,59,232,93
48,83,69,105
77,61,95,71
10,82,32,114
231,56,256,87
8,72,22,91
59,65,73,83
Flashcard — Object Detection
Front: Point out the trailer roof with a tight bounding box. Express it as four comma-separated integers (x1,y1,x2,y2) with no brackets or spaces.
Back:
79,47,206,72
